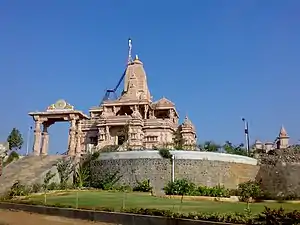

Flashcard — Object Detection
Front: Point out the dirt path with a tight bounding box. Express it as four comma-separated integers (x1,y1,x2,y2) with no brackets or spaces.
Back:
0,210,117,225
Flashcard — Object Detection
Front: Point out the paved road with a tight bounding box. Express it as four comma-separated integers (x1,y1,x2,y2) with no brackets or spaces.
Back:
0,210,117,225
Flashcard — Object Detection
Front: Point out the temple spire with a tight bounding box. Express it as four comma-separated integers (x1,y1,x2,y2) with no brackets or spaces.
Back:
279,125,288,137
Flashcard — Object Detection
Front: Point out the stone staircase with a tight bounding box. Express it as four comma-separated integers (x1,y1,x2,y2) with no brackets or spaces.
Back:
0,155,64,195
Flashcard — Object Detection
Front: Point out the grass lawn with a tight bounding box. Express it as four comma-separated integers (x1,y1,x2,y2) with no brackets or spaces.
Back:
27,191,300,214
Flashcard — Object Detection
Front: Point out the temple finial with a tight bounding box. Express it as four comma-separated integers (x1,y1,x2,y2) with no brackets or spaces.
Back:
128,38,133,64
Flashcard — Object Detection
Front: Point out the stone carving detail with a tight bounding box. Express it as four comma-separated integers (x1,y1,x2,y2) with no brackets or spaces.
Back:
47,99,74,111
131,105,142,119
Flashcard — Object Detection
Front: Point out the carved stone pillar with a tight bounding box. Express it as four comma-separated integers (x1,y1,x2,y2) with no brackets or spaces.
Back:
40,123,49,155
75,122,82,155
68,119,77,156
105,125,110,141
144,105,148,119
33,119,42,156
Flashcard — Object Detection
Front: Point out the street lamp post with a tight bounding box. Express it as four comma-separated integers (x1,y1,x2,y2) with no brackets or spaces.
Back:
242,118,250,156
26,126,33,156
171,154,175,182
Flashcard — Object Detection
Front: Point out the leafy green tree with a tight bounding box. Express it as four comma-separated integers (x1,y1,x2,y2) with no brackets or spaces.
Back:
199,141,220,152
7,128,23,152
56,157,74,189
223,141,247,156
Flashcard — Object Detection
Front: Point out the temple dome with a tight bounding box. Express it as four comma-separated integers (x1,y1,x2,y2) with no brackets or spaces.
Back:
182,116,195,130
154,97,175,108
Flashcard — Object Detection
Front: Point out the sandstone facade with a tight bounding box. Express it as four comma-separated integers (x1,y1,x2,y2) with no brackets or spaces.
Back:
28,40,197,156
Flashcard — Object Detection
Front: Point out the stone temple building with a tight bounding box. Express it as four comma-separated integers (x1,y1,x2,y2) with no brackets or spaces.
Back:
254,126,289,152
29,40,197,156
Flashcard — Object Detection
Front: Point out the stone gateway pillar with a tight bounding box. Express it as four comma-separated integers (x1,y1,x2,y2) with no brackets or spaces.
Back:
40,123,50,155
33,119,42,156
68,118,77,156
75,122,82,155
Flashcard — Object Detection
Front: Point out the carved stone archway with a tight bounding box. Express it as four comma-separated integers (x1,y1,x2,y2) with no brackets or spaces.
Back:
28,99,89,156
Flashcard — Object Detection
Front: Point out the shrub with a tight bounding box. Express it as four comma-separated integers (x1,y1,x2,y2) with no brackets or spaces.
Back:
6,181,30,198
158,149,172,159
114,185,132,192
237,180,262,202
164,179,195,197
47,182,59,191
196,184,230,197
258,207,300,224
56,157,74,189
31,183,42,193
3,151,19,167
133,179,153,192
164,179,230,197
91,171,122,190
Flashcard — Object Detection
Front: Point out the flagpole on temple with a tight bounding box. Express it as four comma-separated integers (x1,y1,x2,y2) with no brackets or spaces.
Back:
242,118,250,156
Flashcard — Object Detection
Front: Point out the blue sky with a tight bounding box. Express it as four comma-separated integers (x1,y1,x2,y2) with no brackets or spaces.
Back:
1,1,300,154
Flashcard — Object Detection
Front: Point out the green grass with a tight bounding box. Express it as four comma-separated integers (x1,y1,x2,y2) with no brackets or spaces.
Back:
27,191,300,214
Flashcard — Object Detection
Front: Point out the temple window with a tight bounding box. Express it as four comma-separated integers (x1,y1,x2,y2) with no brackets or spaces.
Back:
90,136,98,145
99,134,105,141
116,105,133,116
154,109,169,119
145,136,158,142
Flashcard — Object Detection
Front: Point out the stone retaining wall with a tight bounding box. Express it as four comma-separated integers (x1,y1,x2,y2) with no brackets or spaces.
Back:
91,151,259,191
256,162,300,197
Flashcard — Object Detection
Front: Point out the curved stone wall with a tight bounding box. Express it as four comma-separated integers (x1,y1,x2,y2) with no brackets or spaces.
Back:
91,151,259,191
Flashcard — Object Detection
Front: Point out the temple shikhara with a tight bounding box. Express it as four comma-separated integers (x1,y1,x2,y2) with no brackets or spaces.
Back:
29,39,197,156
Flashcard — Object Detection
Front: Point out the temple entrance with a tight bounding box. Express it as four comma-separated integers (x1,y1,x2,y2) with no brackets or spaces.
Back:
47,123,69,155
28,99,89,156
117,135,125,145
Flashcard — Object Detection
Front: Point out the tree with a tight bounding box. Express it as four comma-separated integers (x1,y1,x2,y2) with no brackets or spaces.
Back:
173,129,185,150
198,141,220,152
7,128,23,152
223,141,247,156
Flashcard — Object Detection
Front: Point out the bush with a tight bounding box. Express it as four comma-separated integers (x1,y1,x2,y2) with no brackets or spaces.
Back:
258,207,300,224
114,185,132,192
158,149,172,159
3,151,19,167
195,184,230,197
31,183,42,193
133,179,153,192
164,179,195,196
91,171,122,190
237,180,262,202
47,182,60,191
164,179,230,197
6,181,30,198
